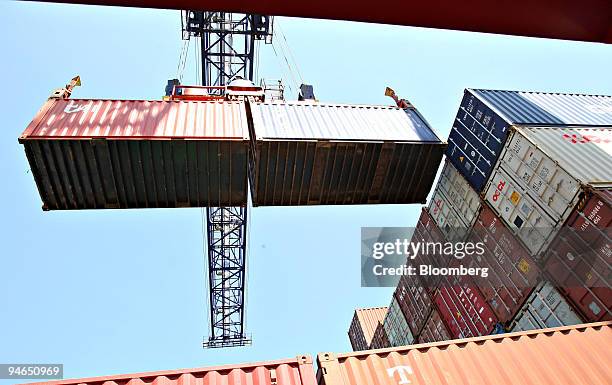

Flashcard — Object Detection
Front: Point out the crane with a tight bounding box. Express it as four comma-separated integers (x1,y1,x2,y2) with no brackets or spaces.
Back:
19,3,444,350
179,10,273,349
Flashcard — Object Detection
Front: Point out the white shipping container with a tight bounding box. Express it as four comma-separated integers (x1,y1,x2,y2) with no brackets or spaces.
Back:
510,281,583,332
485,126,612,257
428,160,482,241
383,297,415,347
485,167,557,256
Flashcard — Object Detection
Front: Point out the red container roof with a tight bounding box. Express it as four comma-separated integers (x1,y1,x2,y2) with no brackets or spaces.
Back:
21,99,249,141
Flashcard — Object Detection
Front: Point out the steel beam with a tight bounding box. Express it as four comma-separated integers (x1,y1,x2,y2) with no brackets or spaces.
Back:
182,11,271,348
29,0,612,43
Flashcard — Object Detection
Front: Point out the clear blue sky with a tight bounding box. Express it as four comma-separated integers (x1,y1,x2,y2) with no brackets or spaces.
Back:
1,1,611,383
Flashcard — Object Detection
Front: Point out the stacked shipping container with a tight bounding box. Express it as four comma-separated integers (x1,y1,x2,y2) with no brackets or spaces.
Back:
484,126,612,256
543,189,612,322
348,307,388,351
382,297,414,346
323,322,612,385
369,322,390,349
361,89,612,349
427,160,482,242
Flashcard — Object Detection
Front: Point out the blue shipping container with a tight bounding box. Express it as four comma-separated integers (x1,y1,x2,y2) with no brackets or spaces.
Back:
446,89,612,192
446,90,509,192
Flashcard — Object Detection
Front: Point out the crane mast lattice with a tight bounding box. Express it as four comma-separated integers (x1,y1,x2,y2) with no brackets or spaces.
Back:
181,10,273,348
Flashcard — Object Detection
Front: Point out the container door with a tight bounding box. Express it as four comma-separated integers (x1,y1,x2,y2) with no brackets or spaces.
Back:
427,161,481,242
485,167,557,257
446,90,510,192
498,129,581,224
511,281,583,331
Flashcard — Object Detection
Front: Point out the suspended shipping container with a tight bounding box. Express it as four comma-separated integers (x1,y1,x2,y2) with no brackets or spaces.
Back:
446,89,612,192
543,188,612,322
23,356,318,385
394,274,432,338
383,296,414,347
510,280,583,331
427,160,482,241
317,322,612,385
20,98,250,210
248,102,445,206
417,307,451,343
467,205,540,323
348,307,388,351
433,272,498,339
484,126,612,256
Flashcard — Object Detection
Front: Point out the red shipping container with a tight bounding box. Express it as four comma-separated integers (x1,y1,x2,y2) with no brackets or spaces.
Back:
433,270,498,339
411,207,451,292
348,307,388,351
317,322,612,385
417,307,451,343
394,274,433,337
20,98,250,210
467,205,541,323
369,322,390,349
22,356,317,385
544,189,612,322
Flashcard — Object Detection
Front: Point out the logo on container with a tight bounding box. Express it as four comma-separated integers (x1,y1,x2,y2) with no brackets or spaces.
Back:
387,365,413,384
432,199,443,215
492,180,506,202
64,101,93,114
562,133,611,144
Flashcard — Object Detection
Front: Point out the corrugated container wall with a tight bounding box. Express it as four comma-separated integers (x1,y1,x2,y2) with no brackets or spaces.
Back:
348,307,388,351
433,271,498,339
369,322,390,349
383,297,414,347
20,99,250,210
510,280,583,331
472,90,612,126
411,208,450,291
543,188,612,322
317,322,612,385
21,356,318,385
394,274,432,338
248,103,445,206
484,126,612,257
446,89,612,192
427,160,482,242
467,205,541,323
485,167,556,256
417,307,451,343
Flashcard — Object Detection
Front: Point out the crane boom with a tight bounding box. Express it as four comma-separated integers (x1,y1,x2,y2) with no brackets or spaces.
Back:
181,10,272,348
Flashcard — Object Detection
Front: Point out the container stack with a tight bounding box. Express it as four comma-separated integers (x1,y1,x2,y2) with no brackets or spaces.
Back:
367,89,612,348
347,307,388,351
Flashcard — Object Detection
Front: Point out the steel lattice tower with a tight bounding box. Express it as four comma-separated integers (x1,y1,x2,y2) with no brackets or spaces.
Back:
182,11,272,348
